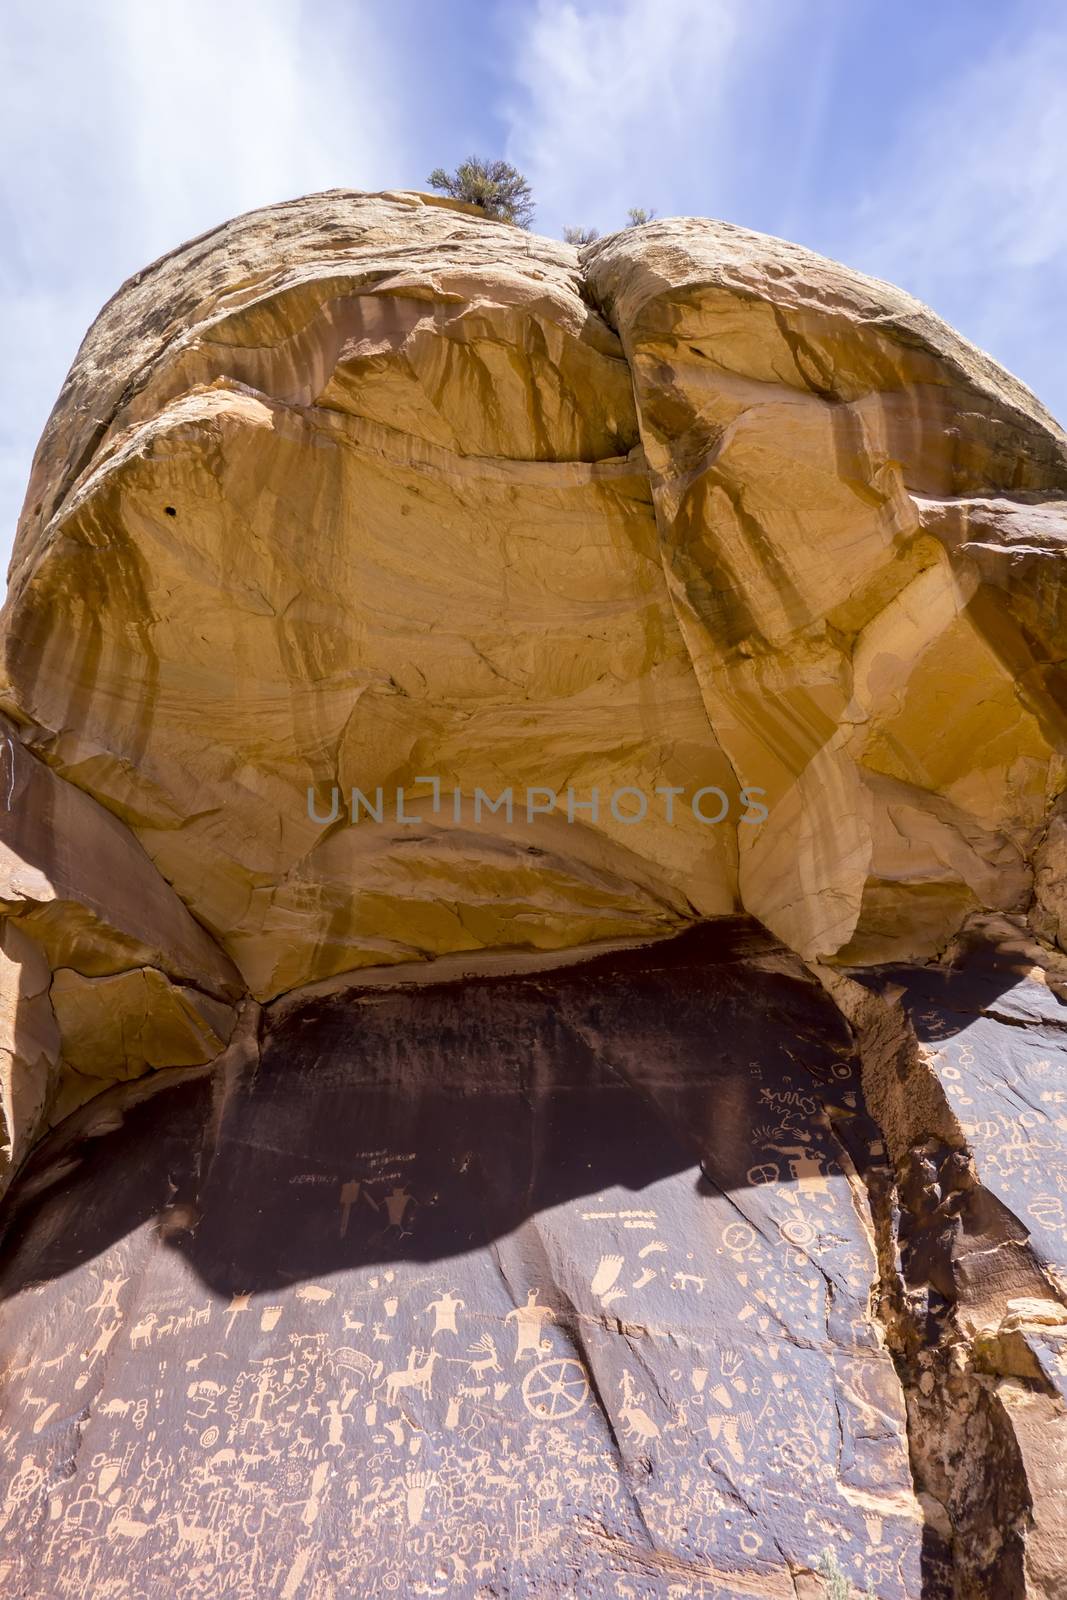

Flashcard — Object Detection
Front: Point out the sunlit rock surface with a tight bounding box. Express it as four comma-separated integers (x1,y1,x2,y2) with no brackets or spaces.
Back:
5,194,1064,1004
0,712,240,1178
1,193,1066,1598
583,219,1067,967
0,192,737,1003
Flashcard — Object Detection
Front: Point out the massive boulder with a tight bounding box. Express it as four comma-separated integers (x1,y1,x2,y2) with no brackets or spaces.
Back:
0,193,737,1004
0,192,1065,1599
7,196,1064,1011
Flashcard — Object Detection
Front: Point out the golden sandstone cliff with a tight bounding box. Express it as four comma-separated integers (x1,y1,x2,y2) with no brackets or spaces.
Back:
3,191,1066,1108
0,192,1066,1600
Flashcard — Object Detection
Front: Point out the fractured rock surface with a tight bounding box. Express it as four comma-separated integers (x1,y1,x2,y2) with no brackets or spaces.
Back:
0,713,240,1182
583,221,1067,967
0,923,59,1196
837,927,1067,1600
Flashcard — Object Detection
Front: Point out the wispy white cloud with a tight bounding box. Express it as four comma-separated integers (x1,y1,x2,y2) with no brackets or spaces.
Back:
503,0,1067,425
0,0,407,568
4,0,1064,582
501,0,781,238
833,12,1067,422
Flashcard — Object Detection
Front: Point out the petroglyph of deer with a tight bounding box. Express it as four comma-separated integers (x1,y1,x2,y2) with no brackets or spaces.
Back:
172,1511,218,1558
466,1334,501,1377
106,1510,153,1547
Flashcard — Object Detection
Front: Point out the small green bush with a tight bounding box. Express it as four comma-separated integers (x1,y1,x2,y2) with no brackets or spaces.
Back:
426,158,535,228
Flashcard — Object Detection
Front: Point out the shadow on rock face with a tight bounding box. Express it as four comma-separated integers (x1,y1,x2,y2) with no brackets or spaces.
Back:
0,921,871,1300
2,919,1035,1308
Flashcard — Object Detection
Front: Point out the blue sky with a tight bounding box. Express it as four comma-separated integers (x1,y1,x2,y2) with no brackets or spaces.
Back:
2,0,1065,568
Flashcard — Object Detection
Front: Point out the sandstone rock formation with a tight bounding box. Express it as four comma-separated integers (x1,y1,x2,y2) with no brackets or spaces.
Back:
1,193,736,1011
584,223,1067,968
0,191,1065,1599
0,922,59,1192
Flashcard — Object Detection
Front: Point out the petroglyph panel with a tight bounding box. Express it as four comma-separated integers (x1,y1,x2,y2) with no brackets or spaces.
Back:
858,936,1067,1313
0,926,922,1597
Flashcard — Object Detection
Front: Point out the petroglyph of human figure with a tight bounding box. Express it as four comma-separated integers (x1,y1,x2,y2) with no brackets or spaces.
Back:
323,1399,347,1454
74,1319,122,1389
339,1179,379,1238
383,1184,415,1232
247,1364,276,1427
224,1293,252,1337
425,1290,465,1336
505,1291,555,1362
86,1273,128,1322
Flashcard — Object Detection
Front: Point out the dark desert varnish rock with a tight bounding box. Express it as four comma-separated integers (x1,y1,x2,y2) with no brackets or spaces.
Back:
0,924,925,1599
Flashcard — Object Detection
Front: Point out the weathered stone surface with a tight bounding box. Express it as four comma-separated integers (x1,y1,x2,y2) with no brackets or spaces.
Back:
855,930,1067,1312
0,715,241,997
9,198,1065,1004
50,968,236,1082
0,192,738,1002
0,929,925,1599
0,922,59,1201
2,195,1067,1599
833,921,1067,1598
1033,792,1067,953
0,715,241,1158
584,219,1067,967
